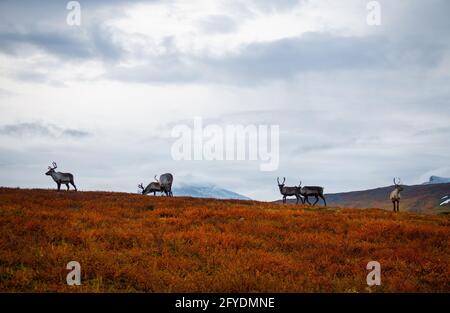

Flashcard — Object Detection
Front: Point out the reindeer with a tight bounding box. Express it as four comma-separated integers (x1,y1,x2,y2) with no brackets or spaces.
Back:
138,175,162,196
139,173,174,197
299,181,326,206
156,173,174,197
390,177,403,212
277,177,303,204
45,162,77,191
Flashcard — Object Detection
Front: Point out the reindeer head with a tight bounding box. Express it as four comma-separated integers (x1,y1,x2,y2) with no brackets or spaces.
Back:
45,162,57,176
277,177,286,192
393,177,404,191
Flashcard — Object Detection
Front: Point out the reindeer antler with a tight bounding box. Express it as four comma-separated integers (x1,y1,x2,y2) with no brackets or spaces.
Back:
393,177,402,186
299,180,302,186
154,175,159,182
282,177,286,184
52,162,57,169
138,183,144,190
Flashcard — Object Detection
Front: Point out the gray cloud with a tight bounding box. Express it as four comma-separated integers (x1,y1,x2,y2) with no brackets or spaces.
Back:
415,127,450,137
0,122,90,139
198,15,237,34
224,0,303,16
0,88,14,97
0,0,449,86
106,31,448,85
0,25,123,61
250,0,302,12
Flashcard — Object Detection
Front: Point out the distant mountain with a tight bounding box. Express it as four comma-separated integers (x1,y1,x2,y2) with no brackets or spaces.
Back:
173,184,251,200
280,183,450,214
423,176,450,185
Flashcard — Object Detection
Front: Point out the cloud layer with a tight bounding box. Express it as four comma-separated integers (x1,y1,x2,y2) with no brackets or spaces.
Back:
0,0,449,200
0,122,90,138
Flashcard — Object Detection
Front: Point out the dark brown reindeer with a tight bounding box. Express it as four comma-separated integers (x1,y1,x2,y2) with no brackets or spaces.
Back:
390,177,403,212
277,177,303,204
299,181,326,206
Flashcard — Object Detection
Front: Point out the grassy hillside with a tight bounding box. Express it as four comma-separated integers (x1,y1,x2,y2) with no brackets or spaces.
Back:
0,188,449,292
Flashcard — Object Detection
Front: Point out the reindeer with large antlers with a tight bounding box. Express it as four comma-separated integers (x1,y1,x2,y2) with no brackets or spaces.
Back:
390,177,403,212
45,162,77,191
277,177,303,204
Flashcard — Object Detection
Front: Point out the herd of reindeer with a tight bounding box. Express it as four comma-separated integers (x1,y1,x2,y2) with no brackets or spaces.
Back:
45,162,405,212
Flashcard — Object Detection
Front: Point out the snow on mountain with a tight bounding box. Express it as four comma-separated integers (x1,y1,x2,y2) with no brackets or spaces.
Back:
441,195,450,206
173,184,251,200
423,176,450,185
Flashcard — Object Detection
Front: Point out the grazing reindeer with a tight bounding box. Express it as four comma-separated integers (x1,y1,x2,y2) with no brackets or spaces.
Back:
390,178,403,212
277,177,303,204
138,176,162,196
45,162,77,191
156,173,174,197
299,181,326,206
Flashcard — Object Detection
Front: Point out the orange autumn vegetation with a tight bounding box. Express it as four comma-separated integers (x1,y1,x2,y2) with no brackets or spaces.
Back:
0,187,448,292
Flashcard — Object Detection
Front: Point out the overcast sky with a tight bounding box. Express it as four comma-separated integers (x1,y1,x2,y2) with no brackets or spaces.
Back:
0,0,449,200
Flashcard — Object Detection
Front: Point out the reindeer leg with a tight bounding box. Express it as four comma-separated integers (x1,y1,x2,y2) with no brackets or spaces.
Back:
296,195,299,204
70,181,77,192
305,196,311,205
65,183,70,191
283,195,286,204
312,195,319,206
320,194,327,206
57,182,61,191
